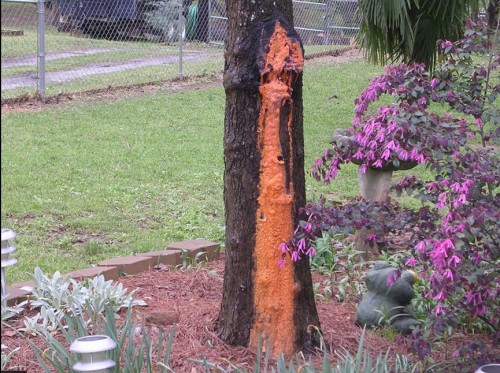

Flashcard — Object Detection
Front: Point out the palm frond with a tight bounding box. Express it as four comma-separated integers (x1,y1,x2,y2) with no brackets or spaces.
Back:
357,0,480,69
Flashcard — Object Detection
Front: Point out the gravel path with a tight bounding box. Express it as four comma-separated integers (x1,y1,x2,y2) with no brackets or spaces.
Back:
1,52,215,90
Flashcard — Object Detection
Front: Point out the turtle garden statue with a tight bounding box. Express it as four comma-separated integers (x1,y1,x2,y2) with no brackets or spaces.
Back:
355,261,419,335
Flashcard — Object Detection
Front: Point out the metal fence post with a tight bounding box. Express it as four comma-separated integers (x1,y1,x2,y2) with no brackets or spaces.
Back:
37,0,46,102
178,3,184,80
324,0,334,45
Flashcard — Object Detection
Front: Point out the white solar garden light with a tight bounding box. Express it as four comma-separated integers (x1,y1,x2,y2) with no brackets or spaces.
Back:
69,335,117,373
1,228,18,309
475,364,500,373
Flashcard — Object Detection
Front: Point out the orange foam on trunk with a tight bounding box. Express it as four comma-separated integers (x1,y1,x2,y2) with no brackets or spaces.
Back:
250,21,304,358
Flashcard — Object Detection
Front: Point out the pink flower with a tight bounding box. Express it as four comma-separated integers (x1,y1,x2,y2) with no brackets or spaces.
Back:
446,91,456,100
297,238,306,253
306,246,317,256
279,243,289,253
451,182,461,193
360,164,368,174
415,241,427,252
453,194,467,208
439,179,450,187
386,140,397,150
434,305,446,316
386,271,398,286
427,182,438,191
436,192,447,209
448,255,461,267
353,149,364,159
443,269,454,280
375,131,385,142
474,117,483,127
277,258,285,267
405,257,417,267
433,291,445,301
398,149,409,161
387,120,398,132
409,148,421,161
381,148,391,160
430,78,439,89
441,239,455,250
372,159,383,168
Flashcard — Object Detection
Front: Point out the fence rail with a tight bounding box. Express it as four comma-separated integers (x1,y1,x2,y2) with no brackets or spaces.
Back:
1,0,360,100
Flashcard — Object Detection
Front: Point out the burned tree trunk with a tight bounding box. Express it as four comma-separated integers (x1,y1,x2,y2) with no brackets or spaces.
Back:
217,1,321,358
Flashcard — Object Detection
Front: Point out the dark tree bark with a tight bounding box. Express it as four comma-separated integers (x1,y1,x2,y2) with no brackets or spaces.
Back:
194,0,209,42
217,0,321,358
487,0,499,30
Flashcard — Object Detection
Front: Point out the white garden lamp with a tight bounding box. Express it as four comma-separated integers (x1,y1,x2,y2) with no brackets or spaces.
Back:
70,335,117,373
475,365,500,373
1,228,18,308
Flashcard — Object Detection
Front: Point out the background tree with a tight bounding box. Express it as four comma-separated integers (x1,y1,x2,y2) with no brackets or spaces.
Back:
356,0,481,69
193,0,209,42
216,0,321,358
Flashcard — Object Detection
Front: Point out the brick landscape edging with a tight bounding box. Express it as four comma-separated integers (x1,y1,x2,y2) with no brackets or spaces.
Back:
5,239,221,306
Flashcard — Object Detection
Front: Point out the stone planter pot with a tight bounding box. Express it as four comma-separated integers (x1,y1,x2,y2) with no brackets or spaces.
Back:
354,160,418,260
351,157,418,172
475,365,500,373
330,130,421,259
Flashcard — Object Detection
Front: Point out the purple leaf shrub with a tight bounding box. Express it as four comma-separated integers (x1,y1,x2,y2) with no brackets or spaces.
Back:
285,20,499,362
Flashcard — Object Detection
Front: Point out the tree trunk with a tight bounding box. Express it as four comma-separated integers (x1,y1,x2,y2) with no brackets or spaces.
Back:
487,0,498,30
194,0,209,42
217,0,321,358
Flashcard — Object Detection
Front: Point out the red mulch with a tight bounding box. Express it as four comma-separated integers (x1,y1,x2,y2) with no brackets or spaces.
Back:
2,253,498,372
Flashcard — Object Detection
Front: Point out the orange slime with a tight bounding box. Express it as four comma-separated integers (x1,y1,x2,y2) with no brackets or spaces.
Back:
249,21,304,357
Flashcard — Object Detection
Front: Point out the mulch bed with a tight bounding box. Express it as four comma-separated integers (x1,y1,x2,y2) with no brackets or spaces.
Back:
2,251,496,373
5,252,494,372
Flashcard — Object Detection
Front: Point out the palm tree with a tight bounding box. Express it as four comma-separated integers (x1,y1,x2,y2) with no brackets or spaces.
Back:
356,0,482,69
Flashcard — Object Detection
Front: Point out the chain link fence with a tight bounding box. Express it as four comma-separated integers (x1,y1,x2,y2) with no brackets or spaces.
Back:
1,0,360,100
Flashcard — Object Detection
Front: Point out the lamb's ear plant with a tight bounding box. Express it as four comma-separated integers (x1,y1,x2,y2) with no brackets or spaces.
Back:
1,344,20,371
18,267,146,332
15,302,177,373
1,294,24,322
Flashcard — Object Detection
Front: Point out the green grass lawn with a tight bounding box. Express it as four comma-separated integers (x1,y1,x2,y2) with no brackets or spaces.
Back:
1,57,434,284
